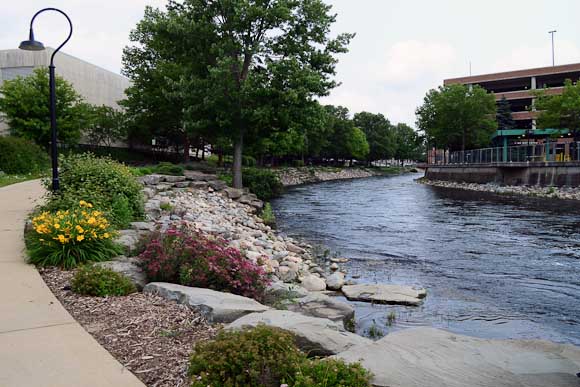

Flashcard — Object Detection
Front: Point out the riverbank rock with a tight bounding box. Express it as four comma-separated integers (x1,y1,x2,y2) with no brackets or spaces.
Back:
300,274,327,291
143,282,270,323
336,327,580,387
326,272,345,290
228,310,370,356
286,293,355,329
266,281,310,299
341,284,426,306
95,256,147,290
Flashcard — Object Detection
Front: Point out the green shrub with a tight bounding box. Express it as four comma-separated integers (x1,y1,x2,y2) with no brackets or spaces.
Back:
242,168,283,200
293,159,305,167
27,201,122,268
188,325,372,387
261,202,276,227
71,264,136,297
0,136,49,174
243,155,257,167
293,358,372,387
154,162,184,176
43,153,144,227
189,325,305,387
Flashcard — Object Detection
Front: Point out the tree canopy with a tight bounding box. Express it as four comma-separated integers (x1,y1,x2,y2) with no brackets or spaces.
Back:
535,79,580,136
496,96,515,131
416,84,497,151
123,0,354,188
0,68,89,146
353,111,395,164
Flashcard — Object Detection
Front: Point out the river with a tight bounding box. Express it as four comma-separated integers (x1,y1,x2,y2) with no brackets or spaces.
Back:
271,172,580,345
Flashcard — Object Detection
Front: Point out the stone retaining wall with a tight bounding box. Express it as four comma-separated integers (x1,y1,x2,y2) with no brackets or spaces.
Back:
275,167,378,187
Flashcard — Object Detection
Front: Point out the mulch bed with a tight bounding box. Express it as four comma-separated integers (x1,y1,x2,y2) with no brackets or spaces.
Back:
39,267,220,387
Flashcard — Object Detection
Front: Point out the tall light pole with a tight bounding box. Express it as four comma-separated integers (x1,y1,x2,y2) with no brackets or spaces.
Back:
19,8,73,191
549,30,556,67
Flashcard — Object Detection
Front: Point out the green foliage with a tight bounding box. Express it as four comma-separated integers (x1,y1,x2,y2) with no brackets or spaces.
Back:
353,112,396,163
293,358,372,387
242,168,284,201
496,96,515,130
535,79,580,135
71,265,136,297
0,68,89,146
347,127,370,160
0,136,49,174
393,123,424,162
416,84,497,151
188,325,371,387
123,0,354,188
160,202,173,212
189,325,305,387
365,321,384,339
43,153,144,227
386,311,397,326
261,203,276,227
86,105,128,148
154,162,184,176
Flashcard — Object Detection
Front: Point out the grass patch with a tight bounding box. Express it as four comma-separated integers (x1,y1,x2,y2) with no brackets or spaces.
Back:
0,172,45,188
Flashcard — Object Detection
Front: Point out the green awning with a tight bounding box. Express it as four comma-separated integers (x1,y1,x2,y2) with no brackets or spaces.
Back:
492,128,570,138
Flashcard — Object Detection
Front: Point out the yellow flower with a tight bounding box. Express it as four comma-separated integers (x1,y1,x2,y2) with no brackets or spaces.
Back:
79,200,87,207
53,223,60,229
56,234,67,244
103,233,110,239
76,235,85,242
75,225,84,233
86,203,93,208
87,217,97,225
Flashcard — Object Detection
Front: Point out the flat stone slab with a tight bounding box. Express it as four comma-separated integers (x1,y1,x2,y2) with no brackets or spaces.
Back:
341,284,426,306
228,310,370,356
143,282,270,323
336,327,580,387
287,293,355,329
95,256,147,290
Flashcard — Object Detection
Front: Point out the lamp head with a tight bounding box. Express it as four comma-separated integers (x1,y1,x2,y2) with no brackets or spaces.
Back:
19,28,45,51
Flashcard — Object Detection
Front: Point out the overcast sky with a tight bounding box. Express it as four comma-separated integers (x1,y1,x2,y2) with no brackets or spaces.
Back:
2,0,580,127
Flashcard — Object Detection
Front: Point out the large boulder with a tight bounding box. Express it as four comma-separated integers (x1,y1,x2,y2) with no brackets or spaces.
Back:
143,282,270,323
286,293,354,329
326,272,345,290
95,256,147,290
336,327,580,387
228,310,370,356
266,281,309,299
300,275,326,292
341,284,426,306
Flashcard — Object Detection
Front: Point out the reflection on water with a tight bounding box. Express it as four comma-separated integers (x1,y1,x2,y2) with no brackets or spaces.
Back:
271,174,580,344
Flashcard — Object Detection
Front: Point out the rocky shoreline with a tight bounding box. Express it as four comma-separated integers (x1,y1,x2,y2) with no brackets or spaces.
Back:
420,178,580,201
275,167,379,186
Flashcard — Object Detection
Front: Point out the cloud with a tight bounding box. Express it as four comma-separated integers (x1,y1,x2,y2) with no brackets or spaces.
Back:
491,39,580,72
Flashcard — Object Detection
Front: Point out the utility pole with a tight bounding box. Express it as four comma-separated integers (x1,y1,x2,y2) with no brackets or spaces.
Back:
549,30,556,66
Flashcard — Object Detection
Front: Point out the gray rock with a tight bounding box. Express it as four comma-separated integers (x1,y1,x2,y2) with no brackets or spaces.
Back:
273,251,289,261
138,175,162,186
224,187,244,199
287,293,354,328
341,284,426,306
300,275,326,292
143,282,270,323
142,187,156,199
277,266,298,283
330,262,339,271
189,181,210,190
130,222,156,232
95,256,147,290
326,272,345,290
336,327,580,387
266,281,309,299
228,310,370,356
162,175,186,183
184,170,213,181
286,242,305,254
208,180,227,191
174,181,191,188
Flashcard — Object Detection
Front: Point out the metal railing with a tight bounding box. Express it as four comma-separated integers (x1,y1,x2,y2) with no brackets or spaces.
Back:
429,142,580,165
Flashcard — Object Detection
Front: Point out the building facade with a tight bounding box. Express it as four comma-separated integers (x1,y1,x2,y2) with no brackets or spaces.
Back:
0,48,130,135
444,62,580,130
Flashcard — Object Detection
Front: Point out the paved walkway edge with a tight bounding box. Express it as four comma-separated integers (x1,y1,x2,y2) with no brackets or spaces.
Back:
0,180,145,387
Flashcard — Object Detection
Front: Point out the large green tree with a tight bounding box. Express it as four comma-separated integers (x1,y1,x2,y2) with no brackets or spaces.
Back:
393,123,424,163
535,79,580,137
124,0,353,188
416,84,497,151
0,68,89,146
85,105,127,148
353,111,395,165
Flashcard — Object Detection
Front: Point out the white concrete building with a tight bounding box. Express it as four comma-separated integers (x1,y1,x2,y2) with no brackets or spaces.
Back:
0,48,130,135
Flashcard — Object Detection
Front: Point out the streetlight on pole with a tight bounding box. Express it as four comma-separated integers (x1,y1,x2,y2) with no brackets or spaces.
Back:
549,30,556,67
19,8,73,192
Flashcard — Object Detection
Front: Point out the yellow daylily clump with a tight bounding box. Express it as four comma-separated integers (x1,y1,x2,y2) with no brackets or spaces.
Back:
32,200,115,246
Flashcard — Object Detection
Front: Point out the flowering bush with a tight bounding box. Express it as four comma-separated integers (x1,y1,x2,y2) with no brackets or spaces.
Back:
28,200,121,268
139,228,270,300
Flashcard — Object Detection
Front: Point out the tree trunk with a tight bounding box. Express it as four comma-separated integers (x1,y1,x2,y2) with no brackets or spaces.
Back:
232,132,244,189
201,140,205,160
183,135,190,163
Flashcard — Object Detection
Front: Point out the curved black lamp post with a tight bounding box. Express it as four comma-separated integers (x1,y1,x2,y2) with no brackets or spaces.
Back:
19,8,73,191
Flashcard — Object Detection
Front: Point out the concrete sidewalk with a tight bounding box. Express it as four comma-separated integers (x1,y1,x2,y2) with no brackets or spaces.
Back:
0,180,144,387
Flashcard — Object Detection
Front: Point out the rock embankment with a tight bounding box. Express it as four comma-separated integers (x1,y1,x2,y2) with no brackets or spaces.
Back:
421,179,580,201
276,167,378,186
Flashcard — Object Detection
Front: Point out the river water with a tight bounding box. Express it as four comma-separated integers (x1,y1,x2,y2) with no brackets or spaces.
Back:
271,173,580,345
